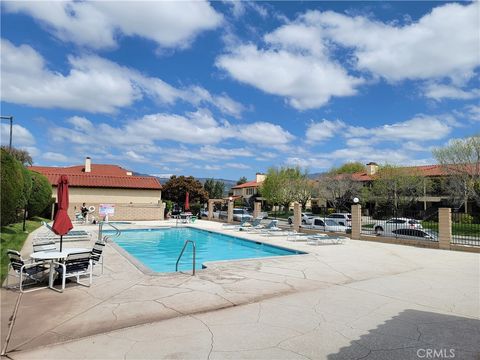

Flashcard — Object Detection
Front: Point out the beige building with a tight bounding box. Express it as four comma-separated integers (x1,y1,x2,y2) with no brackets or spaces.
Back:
29,157,163,221
231,173,266,202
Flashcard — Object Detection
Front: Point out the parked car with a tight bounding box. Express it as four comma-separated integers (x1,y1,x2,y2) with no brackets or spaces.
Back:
390,228,437,241
326,213,352,227
373,218,422,235
306,218,348,233
219,208,253,222
287,212,315,225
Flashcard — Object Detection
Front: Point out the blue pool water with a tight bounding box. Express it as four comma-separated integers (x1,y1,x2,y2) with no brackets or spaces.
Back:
109,228,304,273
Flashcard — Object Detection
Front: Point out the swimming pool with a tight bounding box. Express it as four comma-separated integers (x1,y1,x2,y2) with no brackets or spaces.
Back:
109,227,304,273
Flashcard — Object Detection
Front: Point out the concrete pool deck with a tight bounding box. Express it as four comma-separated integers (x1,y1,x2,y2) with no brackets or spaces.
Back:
2,220,479,359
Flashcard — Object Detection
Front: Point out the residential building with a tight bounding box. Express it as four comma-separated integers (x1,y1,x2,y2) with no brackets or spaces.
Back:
231,173,266,202
29,157,163,221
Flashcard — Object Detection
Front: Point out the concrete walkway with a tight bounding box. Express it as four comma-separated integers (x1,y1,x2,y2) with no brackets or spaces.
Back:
2,220,479,359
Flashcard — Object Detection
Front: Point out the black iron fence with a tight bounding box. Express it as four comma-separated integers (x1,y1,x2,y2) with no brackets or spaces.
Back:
451,211,480,246
360,208,439,242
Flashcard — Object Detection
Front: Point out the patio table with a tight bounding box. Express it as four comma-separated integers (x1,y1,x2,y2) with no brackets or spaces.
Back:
30,248,91,290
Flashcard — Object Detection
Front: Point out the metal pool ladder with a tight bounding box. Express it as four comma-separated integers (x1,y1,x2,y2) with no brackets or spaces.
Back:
176,240,196,275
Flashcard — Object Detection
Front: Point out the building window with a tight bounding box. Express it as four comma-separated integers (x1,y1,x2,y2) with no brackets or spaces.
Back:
246,188,254,195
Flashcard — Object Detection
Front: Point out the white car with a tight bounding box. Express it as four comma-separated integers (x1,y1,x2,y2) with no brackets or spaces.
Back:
326,213,352,227
373,218,422,235
306,218,348,233
288,212,315,225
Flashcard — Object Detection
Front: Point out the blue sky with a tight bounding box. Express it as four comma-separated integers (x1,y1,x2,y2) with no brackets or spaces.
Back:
1,1,478,180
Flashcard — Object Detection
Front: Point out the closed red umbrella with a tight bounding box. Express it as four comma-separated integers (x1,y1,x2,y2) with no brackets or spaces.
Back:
185,192,190,211
52,175,73,251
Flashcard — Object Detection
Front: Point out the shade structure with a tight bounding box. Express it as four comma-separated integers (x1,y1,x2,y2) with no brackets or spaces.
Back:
185,192,190,211
52,174,73,251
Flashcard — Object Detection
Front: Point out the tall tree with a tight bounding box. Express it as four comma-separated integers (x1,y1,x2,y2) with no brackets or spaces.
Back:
162,176,208,205
204,178,225,199
236,176,248,185
1,146,33,165
367,165,425,210
317,172,363,211
433,135,480,207
332,162,365,174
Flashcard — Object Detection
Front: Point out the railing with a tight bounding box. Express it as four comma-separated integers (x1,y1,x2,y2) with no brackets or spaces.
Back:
451,211,480,246
176,240,196,275
98,221,122,242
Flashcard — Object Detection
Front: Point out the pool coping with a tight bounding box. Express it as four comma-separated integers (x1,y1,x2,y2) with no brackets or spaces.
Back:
107,225,309,276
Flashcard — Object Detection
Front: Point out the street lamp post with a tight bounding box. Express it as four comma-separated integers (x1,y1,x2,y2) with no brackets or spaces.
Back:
0,116,13,150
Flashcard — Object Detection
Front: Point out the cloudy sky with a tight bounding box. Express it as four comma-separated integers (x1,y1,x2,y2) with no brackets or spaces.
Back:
1,1,478,180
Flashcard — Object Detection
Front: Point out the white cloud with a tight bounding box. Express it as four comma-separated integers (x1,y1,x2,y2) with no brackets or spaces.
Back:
216,44,363,110
49,111,294,150
4,1,222,50
465,105,480,122
305,2,479,82
1,39,245,116
224,163,251,169
236,121,295,147
42,152,69,162
199,145,254,159
0,123,35,146
423,83,480,101
305,120,345,144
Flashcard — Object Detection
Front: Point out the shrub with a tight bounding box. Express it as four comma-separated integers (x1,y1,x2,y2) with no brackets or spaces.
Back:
189,203,202,216
27,171,53,218
1,149,25,226
453,213,474,224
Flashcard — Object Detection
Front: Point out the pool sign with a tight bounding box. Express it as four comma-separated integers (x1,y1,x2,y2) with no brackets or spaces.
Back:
99,204,115,216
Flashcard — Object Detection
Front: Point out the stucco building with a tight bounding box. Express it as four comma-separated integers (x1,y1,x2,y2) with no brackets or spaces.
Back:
29,157,163,221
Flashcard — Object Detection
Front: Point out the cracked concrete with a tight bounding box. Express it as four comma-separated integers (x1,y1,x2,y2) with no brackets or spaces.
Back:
2,219,479,359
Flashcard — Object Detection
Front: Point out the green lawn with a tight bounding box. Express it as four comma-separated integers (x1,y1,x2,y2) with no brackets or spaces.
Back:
1,217,47,283
267,211,293,219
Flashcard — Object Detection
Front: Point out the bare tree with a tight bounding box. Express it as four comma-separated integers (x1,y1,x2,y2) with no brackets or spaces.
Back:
317,172,363,211
433,135,480,207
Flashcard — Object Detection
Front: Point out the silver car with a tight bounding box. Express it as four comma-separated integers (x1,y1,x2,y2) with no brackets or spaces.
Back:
288,212,315,225
306,218,348,233
373,218,422,235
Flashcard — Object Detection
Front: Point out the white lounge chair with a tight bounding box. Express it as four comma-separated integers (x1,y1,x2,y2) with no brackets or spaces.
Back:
35,221,91,242
51,251,93,292
5,250,49,293
307,234,347,245
238,217,264,231
251,220,280,233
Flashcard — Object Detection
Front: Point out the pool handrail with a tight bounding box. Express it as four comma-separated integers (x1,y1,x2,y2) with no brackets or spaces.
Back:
175,240,196,276
98,222,122,242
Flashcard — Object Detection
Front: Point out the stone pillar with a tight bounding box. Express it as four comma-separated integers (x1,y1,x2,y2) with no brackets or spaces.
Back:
253,202,261,219
160,202,165,221
293,202,302,232
351,204,362,240
207,200,214,220
438,208,451,250
227,200,234,223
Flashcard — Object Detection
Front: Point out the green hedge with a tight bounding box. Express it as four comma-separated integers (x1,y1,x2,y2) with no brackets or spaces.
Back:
28,171,53,218
1,149,26,226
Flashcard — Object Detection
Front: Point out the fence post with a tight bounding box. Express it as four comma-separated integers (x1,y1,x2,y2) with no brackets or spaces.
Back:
293,202,302,232
351,204,362,240
227,200,234,223
207,200,214,220
253,202,261,219
438,208,452,250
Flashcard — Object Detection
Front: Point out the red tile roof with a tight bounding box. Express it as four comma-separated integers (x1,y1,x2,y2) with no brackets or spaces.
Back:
231,180,262,189
29,164,161,190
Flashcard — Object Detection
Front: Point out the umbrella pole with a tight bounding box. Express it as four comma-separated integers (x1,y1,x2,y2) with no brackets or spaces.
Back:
60,235,63,252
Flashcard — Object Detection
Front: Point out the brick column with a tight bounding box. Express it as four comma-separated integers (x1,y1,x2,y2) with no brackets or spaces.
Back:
293,202,302,232
438,208,452,250
253,202,261,219
227,200,234,223
351,204,362,240
207,200,214,220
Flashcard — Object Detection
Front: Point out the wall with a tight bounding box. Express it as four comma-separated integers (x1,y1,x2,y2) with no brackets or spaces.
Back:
51,186,163,221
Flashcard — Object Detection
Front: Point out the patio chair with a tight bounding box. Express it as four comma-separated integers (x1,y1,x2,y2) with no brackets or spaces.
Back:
223,218,251,230
250,220,280,233
32,239,57,252
51,251,93,293
91,240,105,275
238,217,263,231
5,250,49,293
307,234,347,245
41,221,89,236
35,222,91,242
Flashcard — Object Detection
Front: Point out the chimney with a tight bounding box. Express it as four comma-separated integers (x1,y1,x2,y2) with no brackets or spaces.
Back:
255,172,266,183
366,162,378,176
85,157,91,173
126,171,132,176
